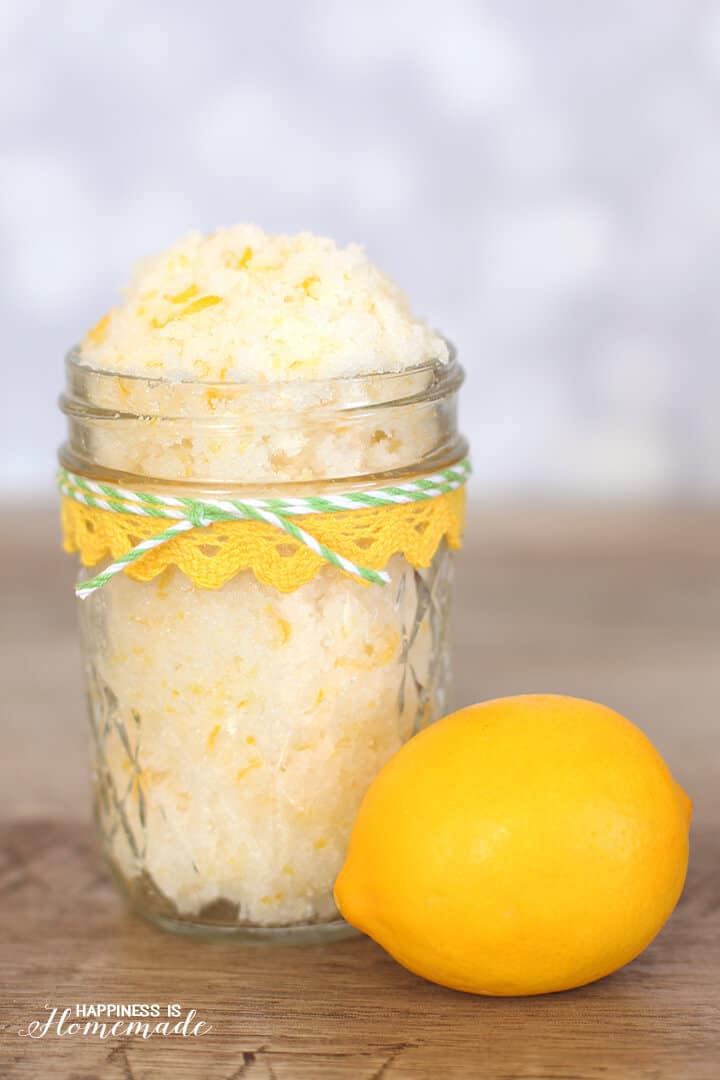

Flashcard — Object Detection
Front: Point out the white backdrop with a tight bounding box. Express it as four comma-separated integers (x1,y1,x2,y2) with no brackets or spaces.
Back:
2,0,719,499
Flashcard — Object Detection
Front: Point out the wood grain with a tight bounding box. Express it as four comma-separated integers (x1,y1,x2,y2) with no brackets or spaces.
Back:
2,506,719,1080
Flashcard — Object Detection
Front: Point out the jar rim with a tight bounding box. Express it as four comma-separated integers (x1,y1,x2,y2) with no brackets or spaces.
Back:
59,342,467,490
65,341,454,387
61,342,462,422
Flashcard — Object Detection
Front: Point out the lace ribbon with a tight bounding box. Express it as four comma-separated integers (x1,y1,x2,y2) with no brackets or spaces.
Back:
59,460,470,596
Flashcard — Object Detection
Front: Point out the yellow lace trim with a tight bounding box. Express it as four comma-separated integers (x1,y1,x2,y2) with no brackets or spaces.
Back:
61,488,466,592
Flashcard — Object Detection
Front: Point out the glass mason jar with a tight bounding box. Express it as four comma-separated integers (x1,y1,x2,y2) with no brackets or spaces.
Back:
59,347,467,941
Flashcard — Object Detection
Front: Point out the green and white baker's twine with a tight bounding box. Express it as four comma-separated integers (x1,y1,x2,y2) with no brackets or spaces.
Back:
58,459,471,599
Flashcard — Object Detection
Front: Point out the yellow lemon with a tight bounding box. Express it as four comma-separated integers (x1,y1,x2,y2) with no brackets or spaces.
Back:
335,695,691,996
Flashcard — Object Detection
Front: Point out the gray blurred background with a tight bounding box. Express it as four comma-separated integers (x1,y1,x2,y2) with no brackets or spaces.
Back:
2,0,719,500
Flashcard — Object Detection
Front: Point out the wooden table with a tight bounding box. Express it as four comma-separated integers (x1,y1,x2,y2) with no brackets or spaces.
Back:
2,508,719,1079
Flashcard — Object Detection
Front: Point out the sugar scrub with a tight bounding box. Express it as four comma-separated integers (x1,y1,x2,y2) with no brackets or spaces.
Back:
60,225,467,938
81,224,448,382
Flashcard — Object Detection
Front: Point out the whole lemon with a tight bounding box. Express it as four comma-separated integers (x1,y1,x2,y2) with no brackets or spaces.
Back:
335,695,691,996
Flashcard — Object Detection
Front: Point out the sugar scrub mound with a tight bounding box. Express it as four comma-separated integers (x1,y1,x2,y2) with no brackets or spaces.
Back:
81,225,448,381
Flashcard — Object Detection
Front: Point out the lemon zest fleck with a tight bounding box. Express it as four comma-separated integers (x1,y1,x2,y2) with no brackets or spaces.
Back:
169,284,199,303
206,723,221,751
301,275,320,298
178,295,223,318
236,758,261,782
85,313,111,347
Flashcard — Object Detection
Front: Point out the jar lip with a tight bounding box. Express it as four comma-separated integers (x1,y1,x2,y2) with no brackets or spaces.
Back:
61,341,463,421
65,341,456,388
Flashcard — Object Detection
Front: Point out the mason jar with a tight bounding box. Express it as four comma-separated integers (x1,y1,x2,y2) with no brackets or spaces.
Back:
59,346,468,940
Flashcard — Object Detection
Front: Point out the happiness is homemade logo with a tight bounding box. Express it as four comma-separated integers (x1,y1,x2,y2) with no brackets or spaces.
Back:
18,1003,212,1040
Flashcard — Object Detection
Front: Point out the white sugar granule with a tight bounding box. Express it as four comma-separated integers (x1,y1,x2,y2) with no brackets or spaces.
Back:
81,225,447,381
